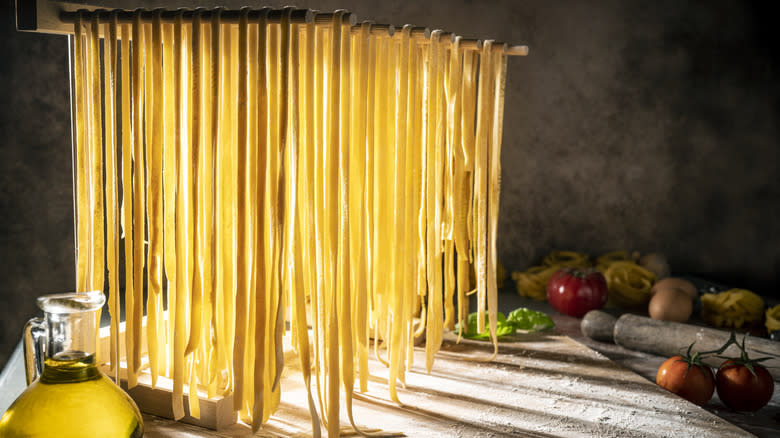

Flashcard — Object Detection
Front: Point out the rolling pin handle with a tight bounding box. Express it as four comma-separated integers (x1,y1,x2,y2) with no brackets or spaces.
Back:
581,310,617,343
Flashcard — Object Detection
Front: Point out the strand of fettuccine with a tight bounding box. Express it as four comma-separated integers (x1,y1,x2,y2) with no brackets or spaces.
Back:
387,26,409,404
292,19,321,437
72,14,90,295
130,12,146,386
232,8,250,414
161,16,177,381
171,10,188,420
146,11,164,386
324,12,344,437
486,45,508,360
424,30,443,374
103,15,120,382
87,17,105,361
249,9,268,429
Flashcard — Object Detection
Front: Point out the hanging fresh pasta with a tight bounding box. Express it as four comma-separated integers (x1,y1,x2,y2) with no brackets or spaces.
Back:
68,6,525,434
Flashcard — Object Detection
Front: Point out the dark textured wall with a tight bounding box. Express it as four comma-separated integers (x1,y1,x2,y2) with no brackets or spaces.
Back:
1,0,778,370
1,0,74,371
500,1,779,286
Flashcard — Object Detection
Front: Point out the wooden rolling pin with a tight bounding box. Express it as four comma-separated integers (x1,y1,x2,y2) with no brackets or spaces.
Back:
581,310,780,381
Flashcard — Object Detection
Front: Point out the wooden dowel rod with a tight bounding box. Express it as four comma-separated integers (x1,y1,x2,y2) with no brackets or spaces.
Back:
24,2,528,54
349,23,394,37
268,8,311,23
413,30,454,45
438,31,455,43
372,24,394,36
410,26,430,39
61,8,315,25
350,20,374,30
349,21,394,37
459,39,482,51
492,42,508,52
313,11,356,26
505,45,529,56
68,17,524,56
387,24,406,39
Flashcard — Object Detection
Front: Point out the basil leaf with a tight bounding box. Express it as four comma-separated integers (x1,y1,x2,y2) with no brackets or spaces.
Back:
507,308,555,331
454,312,515,340
496,318,517,337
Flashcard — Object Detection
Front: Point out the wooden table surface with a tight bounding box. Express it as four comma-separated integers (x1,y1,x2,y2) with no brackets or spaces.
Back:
142,331,757,437
137,291,779,437
2,290,778,437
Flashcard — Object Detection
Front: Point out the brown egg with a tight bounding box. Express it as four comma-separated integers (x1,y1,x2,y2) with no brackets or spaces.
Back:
648,287,693,322
651,277,698,301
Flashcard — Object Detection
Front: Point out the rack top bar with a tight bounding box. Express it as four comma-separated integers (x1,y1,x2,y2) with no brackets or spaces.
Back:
16,0,528,56
61,8,315,25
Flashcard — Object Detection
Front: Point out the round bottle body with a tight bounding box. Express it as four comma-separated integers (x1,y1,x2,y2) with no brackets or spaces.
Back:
0,355,143,438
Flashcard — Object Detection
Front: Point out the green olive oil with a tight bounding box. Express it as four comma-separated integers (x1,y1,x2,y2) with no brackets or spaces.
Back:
0,354,143,438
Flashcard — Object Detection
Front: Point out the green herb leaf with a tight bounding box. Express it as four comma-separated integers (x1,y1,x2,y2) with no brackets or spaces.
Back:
454,312,515,340
506,308,555,332
454,308,555,340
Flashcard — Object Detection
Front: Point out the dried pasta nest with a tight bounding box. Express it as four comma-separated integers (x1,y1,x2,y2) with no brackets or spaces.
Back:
701,289,765,329
766,304,780,333
602,261,657,309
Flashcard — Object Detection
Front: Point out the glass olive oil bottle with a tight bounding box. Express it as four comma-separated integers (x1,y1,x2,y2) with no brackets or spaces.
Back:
0,291,143,437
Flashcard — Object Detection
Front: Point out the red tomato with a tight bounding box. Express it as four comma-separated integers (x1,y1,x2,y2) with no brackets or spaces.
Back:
656,356,715,405
716,360,774,411
546,267,607,317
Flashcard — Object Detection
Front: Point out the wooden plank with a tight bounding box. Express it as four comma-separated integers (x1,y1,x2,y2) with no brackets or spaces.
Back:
102,364,237,431
98,314,237,431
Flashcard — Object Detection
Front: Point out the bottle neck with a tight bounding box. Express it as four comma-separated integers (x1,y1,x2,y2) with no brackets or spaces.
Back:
27,291,105,384
44,309,98,363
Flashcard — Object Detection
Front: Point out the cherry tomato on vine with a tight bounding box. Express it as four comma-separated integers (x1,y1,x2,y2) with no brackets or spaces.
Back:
716,360,774,411
656,355,715,405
